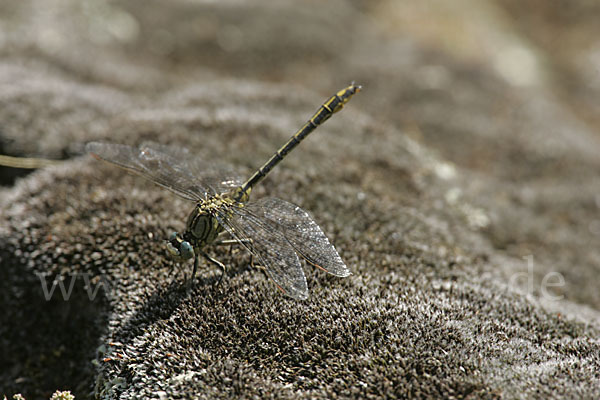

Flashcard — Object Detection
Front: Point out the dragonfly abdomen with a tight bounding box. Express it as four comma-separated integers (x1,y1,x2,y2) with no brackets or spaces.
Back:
236,83,361,201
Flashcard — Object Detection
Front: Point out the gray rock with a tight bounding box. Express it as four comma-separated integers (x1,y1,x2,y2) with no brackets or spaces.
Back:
1,1,599,399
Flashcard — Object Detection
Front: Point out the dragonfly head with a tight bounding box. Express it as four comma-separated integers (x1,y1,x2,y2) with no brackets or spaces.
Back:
166,232,195,261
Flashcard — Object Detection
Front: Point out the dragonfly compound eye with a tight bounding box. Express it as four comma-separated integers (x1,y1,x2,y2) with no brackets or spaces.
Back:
179,241,194,260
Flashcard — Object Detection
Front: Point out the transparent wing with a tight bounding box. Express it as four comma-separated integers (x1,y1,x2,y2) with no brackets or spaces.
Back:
214,205,309,300
138,142,242,195
246,198,350,277
86,141,241,200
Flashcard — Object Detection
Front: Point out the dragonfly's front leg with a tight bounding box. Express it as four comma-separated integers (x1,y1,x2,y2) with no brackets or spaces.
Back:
183,254,199,289
199,250,227,286
191,253,199,281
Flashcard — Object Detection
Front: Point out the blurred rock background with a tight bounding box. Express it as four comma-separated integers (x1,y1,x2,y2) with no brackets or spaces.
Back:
1,0,599,398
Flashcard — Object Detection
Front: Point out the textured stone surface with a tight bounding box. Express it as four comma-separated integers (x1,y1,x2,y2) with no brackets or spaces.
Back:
1,1,599,399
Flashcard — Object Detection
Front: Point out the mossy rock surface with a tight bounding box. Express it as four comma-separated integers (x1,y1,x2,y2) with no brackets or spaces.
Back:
1,1,600,399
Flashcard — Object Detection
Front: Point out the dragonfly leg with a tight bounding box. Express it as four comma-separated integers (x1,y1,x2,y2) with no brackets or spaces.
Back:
249,254,266,271
214,237,253,259
187,254,199,285
216,239,237,257
214,238,253,246
200,250,227,286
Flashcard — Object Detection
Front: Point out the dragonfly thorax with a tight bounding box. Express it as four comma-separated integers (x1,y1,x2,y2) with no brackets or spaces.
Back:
186,194,236,245
185,207,221,246
167,194,238,261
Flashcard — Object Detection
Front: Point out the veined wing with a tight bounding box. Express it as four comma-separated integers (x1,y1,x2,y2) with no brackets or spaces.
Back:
86,142,241,200
214,204,309,300
138,142,242,195
246,198,350,277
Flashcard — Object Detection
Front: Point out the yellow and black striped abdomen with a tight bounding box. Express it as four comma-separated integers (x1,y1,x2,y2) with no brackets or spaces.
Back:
236,83,361,200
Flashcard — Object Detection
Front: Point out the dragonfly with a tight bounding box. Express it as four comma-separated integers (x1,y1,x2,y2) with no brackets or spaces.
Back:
87,83,360,299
